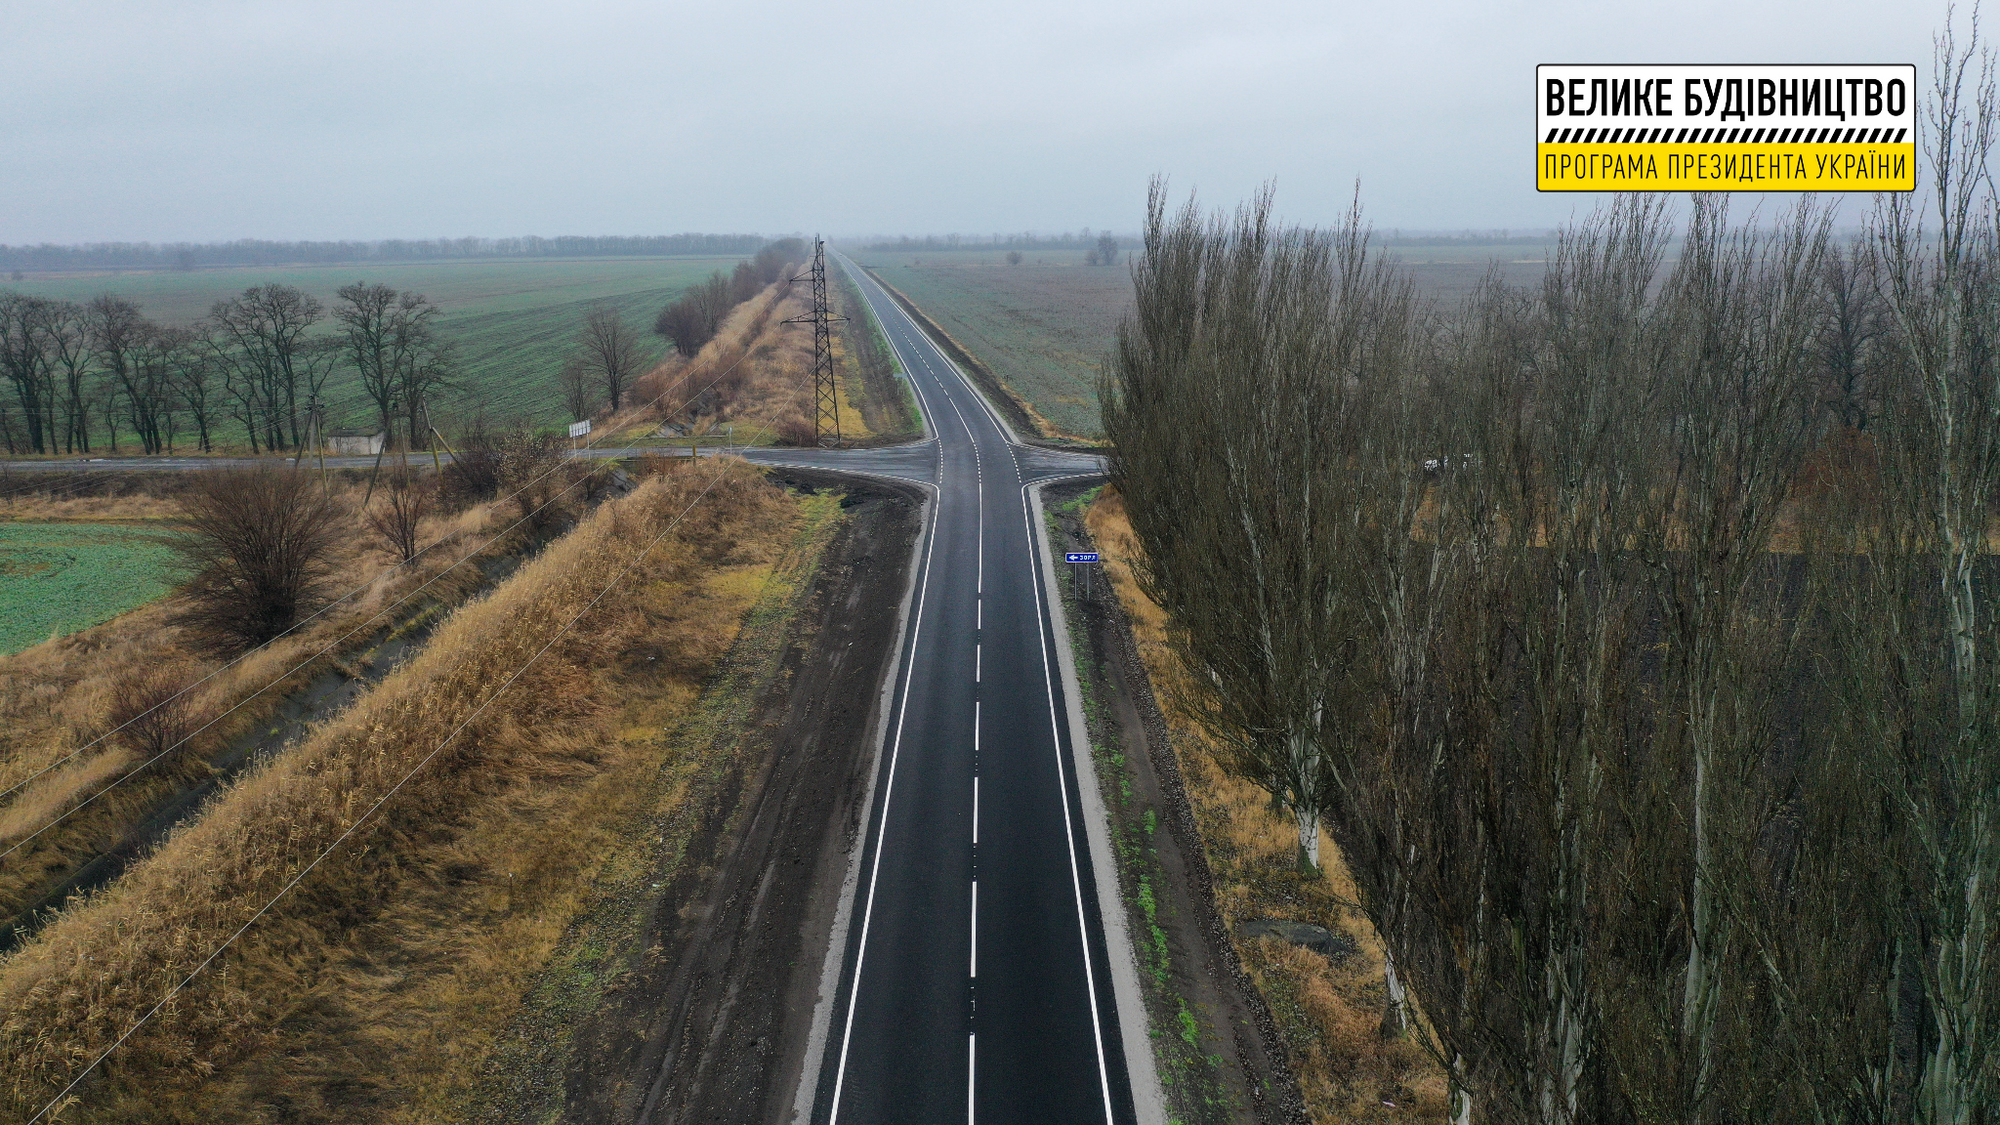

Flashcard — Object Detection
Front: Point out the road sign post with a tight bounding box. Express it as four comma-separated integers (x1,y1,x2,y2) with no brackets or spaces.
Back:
1065,551,1100,602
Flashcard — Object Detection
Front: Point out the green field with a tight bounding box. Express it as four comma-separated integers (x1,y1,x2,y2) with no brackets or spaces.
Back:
3,256,744,440
0,522,182,654
841,243,1554,442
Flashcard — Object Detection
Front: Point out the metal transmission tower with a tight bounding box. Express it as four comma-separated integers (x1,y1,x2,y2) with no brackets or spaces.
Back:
785,237,847,447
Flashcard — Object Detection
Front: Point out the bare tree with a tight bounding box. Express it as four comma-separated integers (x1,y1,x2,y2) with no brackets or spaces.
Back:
1861,16,2000,1121
105,661,202,758
90,296,181,454
577,304,644,412
166,326,218,452
558,354,595,422
0,293,58,452
335,283,446,449
652,272,736,357
209,285,324,451
42,299,94,452
1818,239,1887,431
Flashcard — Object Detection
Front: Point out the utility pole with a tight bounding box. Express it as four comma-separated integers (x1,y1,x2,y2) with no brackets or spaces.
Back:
784,237,847,448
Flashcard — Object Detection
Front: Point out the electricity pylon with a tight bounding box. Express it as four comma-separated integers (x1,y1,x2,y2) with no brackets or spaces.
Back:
785,237,847,447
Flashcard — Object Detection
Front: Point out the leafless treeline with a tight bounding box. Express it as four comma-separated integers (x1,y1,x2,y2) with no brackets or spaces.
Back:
0,282,456,456
652,238,804,357
1104,36,1999,1125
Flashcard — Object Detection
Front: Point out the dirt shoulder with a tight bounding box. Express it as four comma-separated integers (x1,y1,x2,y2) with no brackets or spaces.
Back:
1042,480,1307,1124
1048,482,1449,1123
472,467,924,1125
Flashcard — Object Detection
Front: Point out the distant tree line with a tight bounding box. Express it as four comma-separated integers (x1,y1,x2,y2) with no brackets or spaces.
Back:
0,233,770,274
652,238,804,358
1105,32,1999,1123
864,229,1130,253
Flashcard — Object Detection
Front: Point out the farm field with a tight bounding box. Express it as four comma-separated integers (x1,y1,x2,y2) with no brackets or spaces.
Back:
843,248,1129,440
843,240,1555,442
0,521,180,653
2,256,745,437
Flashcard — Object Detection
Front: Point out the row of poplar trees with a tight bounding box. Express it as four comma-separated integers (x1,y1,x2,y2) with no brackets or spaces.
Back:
1104,35,2000,1125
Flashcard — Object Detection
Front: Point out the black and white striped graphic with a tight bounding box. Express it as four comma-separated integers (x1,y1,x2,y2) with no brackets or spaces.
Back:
1543,125,1910,144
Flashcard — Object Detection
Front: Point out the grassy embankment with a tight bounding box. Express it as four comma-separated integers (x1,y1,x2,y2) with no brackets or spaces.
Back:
2,256,735,442
1081,485,1448,1123
604,272,880,449
830,261,921,442
0,458,838,1121
0,471,545,938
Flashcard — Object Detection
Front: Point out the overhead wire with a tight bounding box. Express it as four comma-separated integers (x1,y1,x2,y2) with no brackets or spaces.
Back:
0,338,767,811
22,405,782,1124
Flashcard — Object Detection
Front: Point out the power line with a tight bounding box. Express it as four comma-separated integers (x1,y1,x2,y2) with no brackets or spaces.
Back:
0,340,765,810
22,410,781,1124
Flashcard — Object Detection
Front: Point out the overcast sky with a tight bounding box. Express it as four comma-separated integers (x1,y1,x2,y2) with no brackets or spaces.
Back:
0,0,1941,244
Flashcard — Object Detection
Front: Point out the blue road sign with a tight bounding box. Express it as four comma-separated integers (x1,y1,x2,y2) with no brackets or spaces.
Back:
1065,552,1100,563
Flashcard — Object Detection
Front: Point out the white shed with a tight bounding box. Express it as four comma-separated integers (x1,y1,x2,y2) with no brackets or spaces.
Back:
324,431,386,456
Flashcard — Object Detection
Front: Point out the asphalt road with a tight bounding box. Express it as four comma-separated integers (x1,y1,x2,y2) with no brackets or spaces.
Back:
770,260,1138,1125
0,268,1139,1123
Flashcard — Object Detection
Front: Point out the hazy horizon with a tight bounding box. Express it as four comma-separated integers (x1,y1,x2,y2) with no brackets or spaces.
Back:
2,0,1939,245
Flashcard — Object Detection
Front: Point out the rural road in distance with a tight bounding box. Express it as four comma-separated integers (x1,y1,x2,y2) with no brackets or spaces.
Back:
749,256,1150,1125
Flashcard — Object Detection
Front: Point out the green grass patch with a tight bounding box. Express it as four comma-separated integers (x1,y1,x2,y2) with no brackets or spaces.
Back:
0,522,182,653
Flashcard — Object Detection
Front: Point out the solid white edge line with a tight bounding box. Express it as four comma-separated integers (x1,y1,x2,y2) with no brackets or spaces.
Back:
823,254,1149,1122
1021,480,1118,1125
1027,477,1170,1125
797,477,938,1125
812,268,957,1125
842,252,1026,446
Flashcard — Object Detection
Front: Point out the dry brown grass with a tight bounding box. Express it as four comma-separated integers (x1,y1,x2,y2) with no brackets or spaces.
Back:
0,481,515,927
0,458,798,1120
1086,485,1449,1123
607,278,878,446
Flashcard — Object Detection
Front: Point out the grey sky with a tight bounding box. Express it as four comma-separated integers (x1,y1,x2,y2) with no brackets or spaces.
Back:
0,0,1939,244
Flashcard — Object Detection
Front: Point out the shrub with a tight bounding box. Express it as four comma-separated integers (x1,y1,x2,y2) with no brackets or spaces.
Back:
439,420,502,508
497,429,573,533
105,660,201,758
168,467,348,654
367,468,433,562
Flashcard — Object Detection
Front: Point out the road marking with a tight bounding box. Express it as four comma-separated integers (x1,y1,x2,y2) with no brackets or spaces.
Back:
968,1034,977,1125
1021,481,1118,1125
970,879,978,977
973,776,979,845
824,277,956,1125
836,256,1122,1124
975,644,980,683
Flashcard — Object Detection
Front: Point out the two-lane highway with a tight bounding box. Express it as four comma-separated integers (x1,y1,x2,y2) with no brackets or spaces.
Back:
784,260,1146,1124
